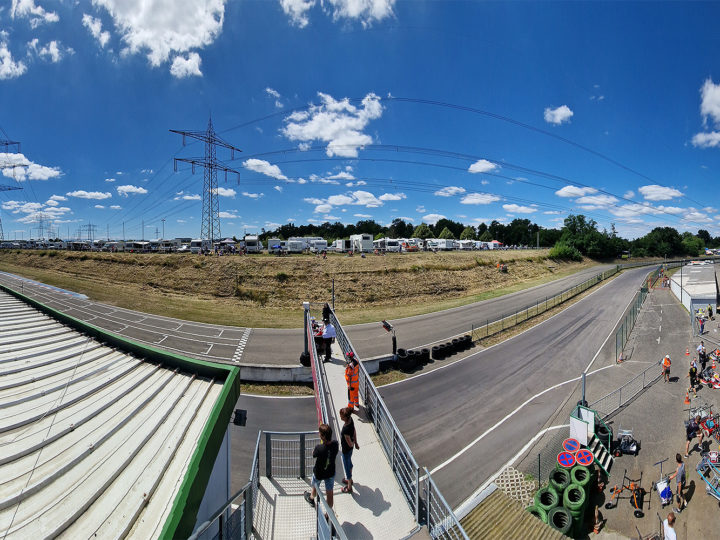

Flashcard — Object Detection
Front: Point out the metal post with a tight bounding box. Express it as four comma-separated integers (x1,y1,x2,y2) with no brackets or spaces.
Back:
415,467,421,523
300,433,306,478
332,278,335,310
265,432,272,478
538,453,541,487
244,489,253,538
581,372,586,405
303,302,310,357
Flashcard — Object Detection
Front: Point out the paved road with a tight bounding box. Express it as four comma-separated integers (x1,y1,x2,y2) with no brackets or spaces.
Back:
0,264,612,367
379,266,651,508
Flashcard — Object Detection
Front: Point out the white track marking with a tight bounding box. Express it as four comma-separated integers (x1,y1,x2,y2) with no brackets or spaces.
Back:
232,328,252,363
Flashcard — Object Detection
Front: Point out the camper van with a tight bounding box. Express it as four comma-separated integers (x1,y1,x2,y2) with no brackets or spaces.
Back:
350,233,373,253
309,239,328,253
457,240,475,251
385,239,402,252
190,239,211,254
287,239,305,253
267,238,285,254
244,235,262,253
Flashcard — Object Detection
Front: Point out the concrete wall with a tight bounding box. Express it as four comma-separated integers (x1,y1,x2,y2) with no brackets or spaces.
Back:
195,429,231,540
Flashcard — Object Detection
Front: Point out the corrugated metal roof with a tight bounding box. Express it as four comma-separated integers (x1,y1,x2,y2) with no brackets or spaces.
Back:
0,291,223,539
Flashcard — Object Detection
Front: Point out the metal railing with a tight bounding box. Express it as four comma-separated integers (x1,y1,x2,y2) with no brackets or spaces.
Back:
317,491,349,540
470,266,619,341
305,310,330,425
263,430,319,479
589,360,662,419
329,309,469,539
189,431,261,540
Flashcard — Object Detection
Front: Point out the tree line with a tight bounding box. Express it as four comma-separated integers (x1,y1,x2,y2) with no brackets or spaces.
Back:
260,215,719,259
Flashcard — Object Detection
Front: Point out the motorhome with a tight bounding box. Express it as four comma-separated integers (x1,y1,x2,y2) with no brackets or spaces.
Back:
244,235,262,253
158,239,180,253
351,233,373,253
309,238,328,253
333,239,352,252
385,239,402,252
190,239,211,254
287,239,305,253
124,241,151,253
267,238,286,254
428,239,456,251
457,240,475,251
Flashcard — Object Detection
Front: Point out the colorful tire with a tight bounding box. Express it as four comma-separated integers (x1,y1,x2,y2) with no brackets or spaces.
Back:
526,505,548,523
534,486,559,512
549,468,571,495
562,483,586,512
571,465,592,489
547,506,573,535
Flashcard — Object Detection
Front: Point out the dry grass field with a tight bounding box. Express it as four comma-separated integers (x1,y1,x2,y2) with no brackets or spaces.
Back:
0,249,599,328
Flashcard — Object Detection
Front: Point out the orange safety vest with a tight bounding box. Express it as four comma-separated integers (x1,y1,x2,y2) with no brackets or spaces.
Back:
662,357,671,368
345,362,359,408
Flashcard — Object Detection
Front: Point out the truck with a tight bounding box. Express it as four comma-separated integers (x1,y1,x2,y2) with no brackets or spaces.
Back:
351,233,373,253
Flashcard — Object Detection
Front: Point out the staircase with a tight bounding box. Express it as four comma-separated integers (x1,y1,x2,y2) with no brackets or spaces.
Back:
588,433,614,476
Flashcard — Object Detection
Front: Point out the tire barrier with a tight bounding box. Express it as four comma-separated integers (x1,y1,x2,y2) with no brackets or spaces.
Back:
534,485,559,513
570,465,592,490
431,345,442,360
562,484,586,513
549,468,571,495
451,338,461,352
525,505,548,524
547,506,573,536
421,348,430,363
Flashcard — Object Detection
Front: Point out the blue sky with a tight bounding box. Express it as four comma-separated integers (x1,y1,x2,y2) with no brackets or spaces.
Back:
1,0,720,241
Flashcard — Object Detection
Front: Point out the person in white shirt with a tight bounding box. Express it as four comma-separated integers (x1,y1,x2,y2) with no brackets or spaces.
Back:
663,511,676,540
322,320,336,362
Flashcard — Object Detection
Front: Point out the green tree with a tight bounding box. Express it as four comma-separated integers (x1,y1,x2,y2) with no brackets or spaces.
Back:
438,227,455,239
388,218,412,239
479,229,492,242
413,223,434,239
460,226,476,240
374,232,385,240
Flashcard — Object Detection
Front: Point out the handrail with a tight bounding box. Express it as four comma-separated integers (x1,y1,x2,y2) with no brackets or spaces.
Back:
316,490,349,540
187,481,252,540
424,467,470,540
306,310,329,426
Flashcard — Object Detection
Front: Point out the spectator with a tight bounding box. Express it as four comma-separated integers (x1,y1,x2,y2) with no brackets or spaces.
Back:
345,351,359,412
699,341,707,371
698,316,705,335
687,360,698,397
304,423,339,510
668,454,686,513
322,303,331,323
685,415,704,458
322,320,336,363
663,512,676,540
662,355,671,383
339,407,360,494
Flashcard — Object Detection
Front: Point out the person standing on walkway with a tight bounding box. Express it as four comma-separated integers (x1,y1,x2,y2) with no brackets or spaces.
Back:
304,423,339,510
322,303,331,323
669,454,686,513
698,341,707,371
322,320,336,363
698,316,705,335
663,512,677,540
662,355,672,383
685,415,704,457
687,360,698,397
339,407,360,494
345,351,360,412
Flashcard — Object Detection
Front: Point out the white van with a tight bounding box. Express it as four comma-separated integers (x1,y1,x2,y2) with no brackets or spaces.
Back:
190,239,211,254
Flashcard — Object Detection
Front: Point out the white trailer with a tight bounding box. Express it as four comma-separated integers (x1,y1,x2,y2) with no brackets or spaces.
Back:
244,235,262,253
333,239,352,252
309,239,328,252
267,238,286,254
190,239,211,254
430,239,456,251
385,239,402,252
457,240,475,250
287,239,305,253
351,233,373,253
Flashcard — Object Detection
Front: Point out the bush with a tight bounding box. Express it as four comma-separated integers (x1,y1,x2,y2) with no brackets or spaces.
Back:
549,242,582,261
276,272,290,282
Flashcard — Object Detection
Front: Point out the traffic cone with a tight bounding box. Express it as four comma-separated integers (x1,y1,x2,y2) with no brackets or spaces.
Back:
617,352,624,364
684,391,691,405
686,348,690,356
713,357,717,370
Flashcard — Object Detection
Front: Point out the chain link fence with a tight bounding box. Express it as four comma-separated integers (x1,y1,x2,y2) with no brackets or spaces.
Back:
589,361,661,419
471,267,619,341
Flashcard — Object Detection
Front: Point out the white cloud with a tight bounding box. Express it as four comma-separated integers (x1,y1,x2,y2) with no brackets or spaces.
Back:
327,194,355,205
266,87,280,98
638,184,683,201
214,187,236,197
691,131,720,149
82,14,111,48
219,210,239,218
243,159,288,180
422,213,445,225
89,0,225,72
325,0,396,27
354,213,372,218
623,190,634,199
327,171,354,180
468,159,498,174
105,177,116,182
543,210,563,215
555,185,598,198
434,186,466,197
67,190,112,200
274,185,283,192
352,190,383,207
575,194,618,207
279,0,315,28
460,193,501,205
0,40,27,79
314,203,333,213
117,184,148,197
94,204,105,209
27,39,68,63
379,192,406,201
282,92,383,157
49,194,66,201
684,211,713,223
543,105,574,125
170,52,202,78
11,0,59,28
45,199,58,207
110,205,121,209
175,192,201,200
242,191,264,199
1,152,62,181
503,204,536,214
700,78,720,127
396,216,415,222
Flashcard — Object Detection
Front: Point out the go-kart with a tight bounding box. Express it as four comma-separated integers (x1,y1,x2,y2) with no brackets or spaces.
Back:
699,367,720,389
612,428,640,457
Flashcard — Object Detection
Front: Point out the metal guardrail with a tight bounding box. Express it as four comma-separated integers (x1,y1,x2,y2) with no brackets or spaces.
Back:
589,360,662,419
305,310,330,426
263,430,319,479
470,266,619,341
330,309,469,540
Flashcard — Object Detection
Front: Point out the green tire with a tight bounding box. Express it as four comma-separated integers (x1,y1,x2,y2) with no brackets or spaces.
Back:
571,465,592,489
549,468,571,495
534,486,559,512
526,505,548,523
547,506,573,536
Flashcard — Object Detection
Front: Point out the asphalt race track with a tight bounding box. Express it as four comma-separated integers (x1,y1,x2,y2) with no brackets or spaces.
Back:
379,266,651,508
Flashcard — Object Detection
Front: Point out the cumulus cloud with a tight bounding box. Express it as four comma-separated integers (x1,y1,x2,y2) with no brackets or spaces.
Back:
279,0,315,27
434,186,466,197
575,194,619,207
468,159,498,174
306,189,390,213
105,177,115,182
354,213,372,218
314,203,333,213
174,191,201,200
503,204,536,214
279,0,395,28
27,39,70,63
219,210,239,218
11,0,59,28
379,192,406,201
422,213,445,225
274,185,283,192
0,42,27,80
282,92,383,157
170,52,202,78
692,79,720,148
89,0,225,74
623,190,634,199
1,155,62,182
67,190,112,200
94,204,105,209
117,184,148,197
460,193,501,205
544,105,574,125
692,131,720,149
49,194,66,201
110,205,122,209
82,14,111,48
243,159,288,180
242,191,264,199
638,184,683,201
327,171,354,180
543,210,563,215
555,185,598,198
265,86,283,108
214,187,236,197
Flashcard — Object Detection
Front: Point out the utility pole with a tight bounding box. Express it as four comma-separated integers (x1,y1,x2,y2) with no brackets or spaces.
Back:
161,218,166,240
170,118,242,242
122,222,125,242
155,226,159,239
142,219,144,241
0,137,24,241
107,224,109,241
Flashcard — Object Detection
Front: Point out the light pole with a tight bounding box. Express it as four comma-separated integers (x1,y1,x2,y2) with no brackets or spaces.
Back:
161,218,166,240
382,320,397,357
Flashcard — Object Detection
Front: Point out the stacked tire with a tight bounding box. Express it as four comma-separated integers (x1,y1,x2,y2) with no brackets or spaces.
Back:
429,335,473,361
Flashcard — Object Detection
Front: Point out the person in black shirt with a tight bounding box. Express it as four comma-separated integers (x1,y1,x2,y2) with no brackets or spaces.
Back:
339,407,360,494
322,303,331,323
304,424,338,510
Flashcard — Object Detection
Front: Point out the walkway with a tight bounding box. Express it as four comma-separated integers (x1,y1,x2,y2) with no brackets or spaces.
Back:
321,340,418,538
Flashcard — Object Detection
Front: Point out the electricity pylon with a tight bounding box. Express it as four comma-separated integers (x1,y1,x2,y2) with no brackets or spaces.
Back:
170,118,242,242
0,137,23,241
